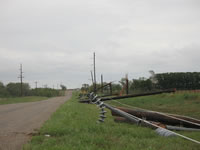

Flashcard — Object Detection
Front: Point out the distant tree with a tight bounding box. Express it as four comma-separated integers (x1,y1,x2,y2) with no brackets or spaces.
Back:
111,83,122,93
31,88,60,97
155,72,200,90
130,78,153,92
81,84,89,92
6,82,30,96
0,82,9,97
119,78,132,94
60,84,67,90
149,70,158,84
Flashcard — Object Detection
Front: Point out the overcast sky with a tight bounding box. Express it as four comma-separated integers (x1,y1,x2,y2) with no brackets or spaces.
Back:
0,0,200,88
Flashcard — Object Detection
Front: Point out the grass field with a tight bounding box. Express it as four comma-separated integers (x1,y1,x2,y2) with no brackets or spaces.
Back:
0,96,48,105
24,92,200,150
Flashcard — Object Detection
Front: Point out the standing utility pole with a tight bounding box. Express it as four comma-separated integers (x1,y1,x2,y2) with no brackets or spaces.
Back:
109,82,112,95
18,64,24,96
90,70,94,84
35,81,38,89
126,74,129,95
101,74,103,94
93,52,97,94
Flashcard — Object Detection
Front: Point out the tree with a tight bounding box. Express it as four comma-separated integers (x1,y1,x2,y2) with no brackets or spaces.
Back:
6,82,30,96
81,84,89,93
130,78,153,92
155,72,200,90
60,84,67,90
0,82,9,97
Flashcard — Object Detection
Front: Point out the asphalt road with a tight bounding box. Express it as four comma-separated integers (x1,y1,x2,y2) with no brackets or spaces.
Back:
0,90,72,150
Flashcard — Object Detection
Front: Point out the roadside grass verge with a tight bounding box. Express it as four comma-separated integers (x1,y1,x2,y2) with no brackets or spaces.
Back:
0,96,48,105
24,92,200,150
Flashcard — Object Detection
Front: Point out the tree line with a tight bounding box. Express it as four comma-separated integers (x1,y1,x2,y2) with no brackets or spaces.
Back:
81,72,200,94
156,72,200,90
0,82,66,98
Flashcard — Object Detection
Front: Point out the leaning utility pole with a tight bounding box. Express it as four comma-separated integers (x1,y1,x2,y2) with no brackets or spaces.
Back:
18,64,24,96
93,52,97,94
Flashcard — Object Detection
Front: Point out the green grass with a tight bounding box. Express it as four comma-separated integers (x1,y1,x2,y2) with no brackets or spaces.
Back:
0,96,48,105
24,92,200,150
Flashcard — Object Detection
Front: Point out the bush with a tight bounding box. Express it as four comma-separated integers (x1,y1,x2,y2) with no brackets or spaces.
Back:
31,88,60,97
6,82,31,97
0,82,9,97
0,82,61,98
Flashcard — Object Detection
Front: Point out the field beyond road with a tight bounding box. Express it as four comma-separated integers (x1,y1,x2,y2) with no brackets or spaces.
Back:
0,90,72,150
24,92,200,150
0,96,48,105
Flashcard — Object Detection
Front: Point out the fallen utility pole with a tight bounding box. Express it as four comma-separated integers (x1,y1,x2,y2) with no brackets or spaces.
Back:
111,107,200,129
112,100,200,125
114,116,200,131
100,89,175,101
97,93,118,98
169,114,200,125
166,125,200,132
79,89,175,103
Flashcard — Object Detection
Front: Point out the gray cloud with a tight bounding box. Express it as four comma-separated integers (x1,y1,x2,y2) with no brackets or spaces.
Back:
0,0,200,88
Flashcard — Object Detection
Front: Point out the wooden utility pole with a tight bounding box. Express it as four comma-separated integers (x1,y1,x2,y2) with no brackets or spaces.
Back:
93,52,97,94
109,82,112,95
18,64,24,96
101,74,103,94
90,70,94,84
126,74,129,95
35,81,38,89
